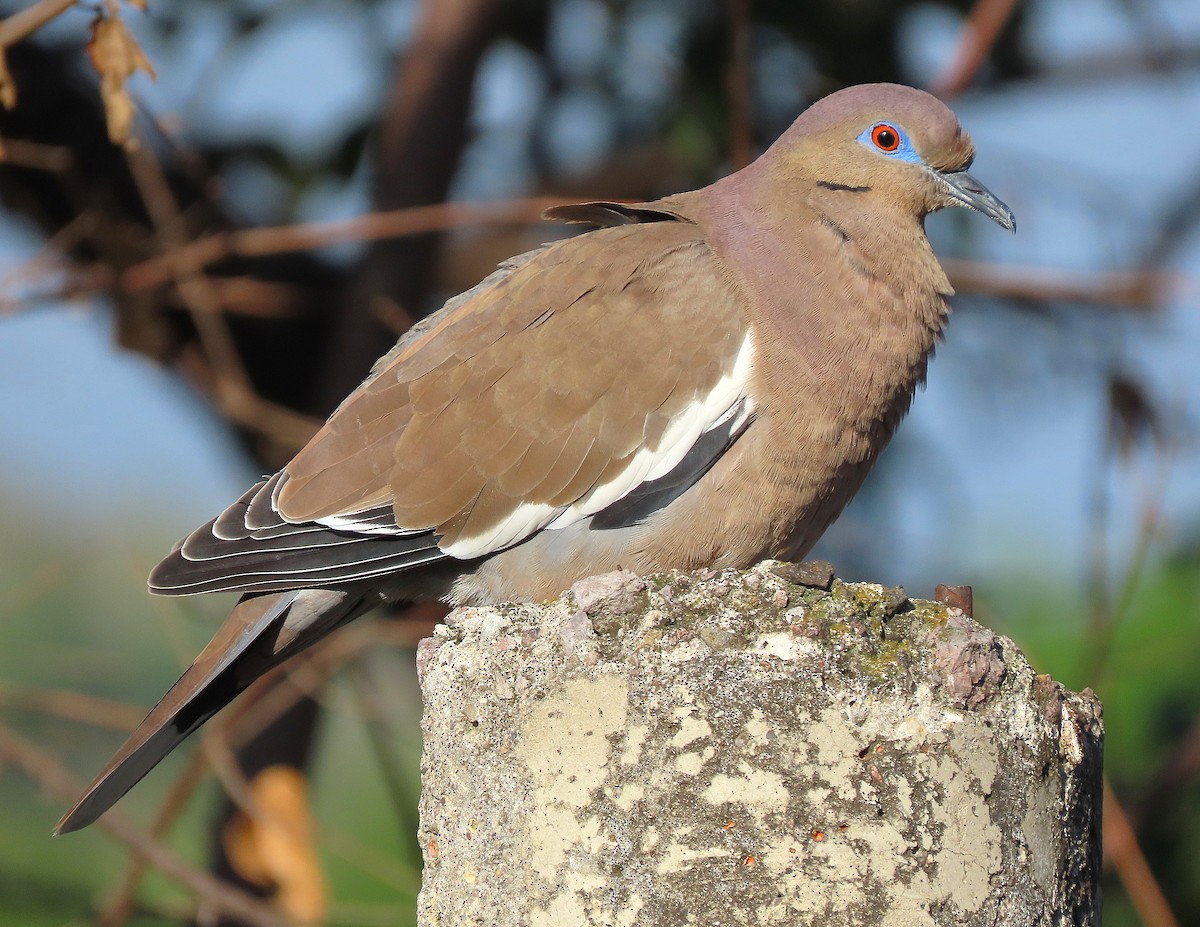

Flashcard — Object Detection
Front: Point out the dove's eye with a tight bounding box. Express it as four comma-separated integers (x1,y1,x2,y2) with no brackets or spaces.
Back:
871,124,900,152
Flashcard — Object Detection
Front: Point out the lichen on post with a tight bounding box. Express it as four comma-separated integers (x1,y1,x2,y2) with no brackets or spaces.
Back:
415,563,1102,926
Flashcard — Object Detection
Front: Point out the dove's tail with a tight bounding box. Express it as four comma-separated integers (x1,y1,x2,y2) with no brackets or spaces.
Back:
55,588,373,834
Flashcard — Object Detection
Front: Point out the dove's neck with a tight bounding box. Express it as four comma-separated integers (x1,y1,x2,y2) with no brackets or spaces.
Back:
681,170,952,395
666,172,954,556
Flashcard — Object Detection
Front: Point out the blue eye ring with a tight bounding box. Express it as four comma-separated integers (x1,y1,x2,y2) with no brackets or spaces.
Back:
857,122,923,165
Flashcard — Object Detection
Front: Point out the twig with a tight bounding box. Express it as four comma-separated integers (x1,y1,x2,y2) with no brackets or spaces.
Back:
98,749,212,927
346,659,422,870
0,682,144,731
941,259,1175,311
202,722,265,822
725,0,753,170
1134,712,1200,826
123,144,253,389
122,195,579,292
0,214,109,316
0,0,78,48
324,900,421,927
1104,779,1180,927
1082,381,1176,683
932,0,1021,97
0,211,98,291
124,143,323,449
0,137,74,170
178,275,320,319
225,613,441,755
0,267,116,315
0,269,323,319
0,721,291,927
321,827,420,896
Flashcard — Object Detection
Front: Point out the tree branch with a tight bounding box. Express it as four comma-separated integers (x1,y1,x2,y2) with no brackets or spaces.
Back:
0,0,78,49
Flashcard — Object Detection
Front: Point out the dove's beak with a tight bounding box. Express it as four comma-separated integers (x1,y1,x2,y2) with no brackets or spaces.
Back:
936,169,1016,232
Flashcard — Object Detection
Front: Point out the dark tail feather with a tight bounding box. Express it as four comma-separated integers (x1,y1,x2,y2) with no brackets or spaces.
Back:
55,588,372,834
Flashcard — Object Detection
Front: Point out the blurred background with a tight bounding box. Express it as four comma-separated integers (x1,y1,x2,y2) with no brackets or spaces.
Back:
0,0,1196,924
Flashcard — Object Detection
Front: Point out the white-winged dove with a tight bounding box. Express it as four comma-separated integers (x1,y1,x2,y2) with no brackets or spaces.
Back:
57,82,1013,833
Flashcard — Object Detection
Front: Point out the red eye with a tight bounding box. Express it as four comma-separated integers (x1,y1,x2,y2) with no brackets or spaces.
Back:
871,124,900,152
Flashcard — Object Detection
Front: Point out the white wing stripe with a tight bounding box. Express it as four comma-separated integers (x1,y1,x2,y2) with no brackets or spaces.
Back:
442,333,755,558
440,501,563,559
564,331,754,518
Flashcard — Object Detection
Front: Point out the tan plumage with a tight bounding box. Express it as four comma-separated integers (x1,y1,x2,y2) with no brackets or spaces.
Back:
277,222,746,548
57,83,1014,834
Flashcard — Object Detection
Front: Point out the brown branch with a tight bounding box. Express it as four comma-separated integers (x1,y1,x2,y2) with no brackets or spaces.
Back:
225,612,442,757
0,271,316,321
0,682,145,731
123,144,254,389
1134,712,1200,825
725,0,753,170
121,195,578,293
0,136,74,169
321,828,420,896
224,392,321,450
186,276,320,319
1104,779,1180,927
1082,395,1175,683
98,750,212,927
123,143,323,450
203,723,265,822
0,211,102,292
942,259,1177,311
0,721,292,927
0,267,115,315
324,900,419,927
932,0,1021,97
0,0,78,49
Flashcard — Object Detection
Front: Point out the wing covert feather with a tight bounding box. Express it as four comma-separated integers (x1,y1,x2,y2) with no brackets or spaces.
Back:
275,220,750,560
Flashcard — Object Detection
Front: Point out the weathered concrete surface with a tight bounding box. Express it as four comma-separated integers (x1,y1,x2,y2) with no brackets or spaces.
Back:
416,562,1103,927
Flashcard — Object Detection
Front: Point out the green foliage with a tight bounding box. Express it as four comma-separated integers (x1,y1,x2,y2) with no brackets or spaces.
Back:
0,507,424,924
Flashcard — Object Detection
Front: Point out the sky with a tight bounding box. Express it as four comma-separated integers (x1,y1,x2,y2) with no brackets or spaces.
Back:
0,0,1197,595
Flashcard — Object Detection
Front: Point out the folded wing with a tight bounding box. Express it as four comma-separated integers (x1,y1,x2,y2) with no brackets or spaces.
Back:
151,214,753,596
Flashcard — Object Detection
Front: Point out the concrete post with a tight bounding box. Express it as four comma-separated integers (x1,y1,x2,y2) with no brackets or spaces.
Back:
416,562,1102,926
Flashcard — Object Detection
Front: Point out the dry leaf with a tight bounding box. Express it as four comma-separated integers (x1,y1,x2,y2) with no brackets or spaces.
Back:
0,47,17,110
87,7,156,147
222,765,328,926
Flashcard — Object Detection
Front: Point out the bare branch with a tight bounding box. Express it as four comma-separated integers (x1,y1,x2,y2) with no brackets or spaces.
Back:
725,0,753,170
942,259,1176,311
0,0,78,49
0,721,292,927
932,0,1020,97
0,136,74,169
1104,779,1180,927
0,682,144,730
123,143,323,450
121,196,579,293
98,750,211,927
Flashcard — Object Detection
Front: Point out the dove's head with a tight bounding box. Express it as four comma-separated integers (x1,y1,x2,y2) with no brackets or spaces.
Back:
768,83,1014,232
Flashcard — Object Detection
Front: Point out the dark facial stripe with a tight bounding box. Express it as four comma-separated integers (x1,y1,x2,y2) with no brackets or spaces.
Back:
816,180,872,193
